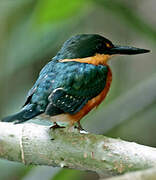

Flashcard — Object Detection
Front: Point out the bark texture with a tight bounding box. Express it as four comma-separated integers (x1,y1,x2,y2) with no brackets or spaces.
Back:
0,122,156,177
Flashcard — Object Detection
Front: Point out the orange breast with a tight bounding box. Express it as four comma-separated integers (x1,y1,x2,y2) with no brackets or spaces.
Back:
67,66,112,124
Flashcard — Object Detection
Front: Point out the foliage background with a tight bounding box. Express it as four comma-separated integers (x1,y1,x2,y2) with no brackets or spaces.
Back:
0,0,155,179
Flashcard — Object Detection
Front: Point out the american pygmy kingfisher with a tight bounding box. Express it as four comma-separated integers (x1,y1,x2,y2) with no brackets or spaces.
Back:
2,34,150,129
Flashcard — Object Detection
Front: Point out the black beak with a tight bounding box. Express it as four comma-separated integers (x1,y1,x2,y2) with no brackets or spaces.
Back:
109,45,150,55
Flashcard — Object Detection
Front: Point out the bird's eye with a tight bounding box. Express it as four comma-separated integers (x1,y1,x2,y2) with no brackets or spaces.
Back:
106,43,112,48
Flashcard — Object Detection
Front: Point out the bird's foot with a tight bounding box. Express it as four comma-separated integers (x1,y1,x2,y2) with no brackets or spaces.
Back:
50,122,65,130
74,121,84,131
74,121,89,134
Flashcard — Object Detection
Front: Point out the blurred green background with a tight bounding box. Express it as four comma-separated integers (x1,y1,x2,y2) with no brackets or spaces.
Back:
0,0,156,179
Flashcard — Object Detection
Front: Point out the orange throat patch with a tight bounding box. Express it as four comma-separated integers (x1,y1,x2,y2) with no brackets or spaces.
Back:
59,53,112,65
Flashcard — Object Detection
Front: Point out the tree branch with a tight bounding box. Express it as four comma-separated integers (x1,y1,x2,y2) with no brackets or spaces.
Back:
0,122,156,177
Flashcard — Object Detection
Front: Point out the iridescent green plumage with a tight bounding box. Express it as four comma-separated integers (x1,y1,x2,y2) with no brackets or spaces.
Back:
28,61,108,115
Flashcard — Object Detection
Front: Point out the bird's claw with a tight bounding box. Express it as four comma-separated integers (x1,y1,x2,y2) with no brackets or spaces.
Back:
50,122,65,130
74,121,84,131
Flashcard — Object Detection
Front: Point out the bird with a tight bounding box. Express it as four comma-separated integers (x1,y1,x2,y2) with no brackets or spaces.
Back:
2,34,150,129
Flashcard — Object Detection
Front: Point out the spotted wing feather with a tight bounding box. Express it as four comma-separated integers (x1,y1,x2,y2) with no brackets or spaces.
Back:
47,88,89,114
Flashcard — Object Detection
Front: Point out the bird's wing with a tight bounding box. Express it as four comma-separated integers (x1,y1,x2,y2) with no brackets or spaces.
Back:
46,88,89,114
23,76,47,107
46,62,109,115
23,61,54,107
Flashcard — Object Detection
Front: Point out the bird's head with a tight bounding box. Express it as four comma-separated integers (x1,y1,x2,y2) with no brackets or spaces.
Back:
55,34,150,64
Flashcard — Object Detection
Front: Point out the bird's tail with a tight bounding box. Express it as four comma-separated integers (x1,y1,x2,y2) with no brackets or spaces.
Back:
1,104,43,124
